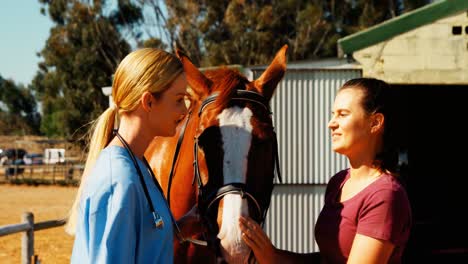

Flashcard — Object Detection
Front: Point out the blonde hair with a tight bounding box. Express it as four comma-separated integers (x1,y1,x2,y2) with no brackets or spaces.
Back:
66,48,183,235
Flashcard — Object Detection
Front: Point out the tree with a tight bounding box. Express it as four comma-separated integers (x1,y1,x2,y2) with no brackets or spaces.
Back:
0,75,41,135
34,0,172,139
33,0,139,138
164,0,427,66
31,0,428,139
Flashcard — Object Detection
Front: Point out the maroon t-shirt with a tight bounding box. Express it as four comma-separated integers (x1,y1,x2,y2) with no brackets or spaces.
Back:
315,169,412,264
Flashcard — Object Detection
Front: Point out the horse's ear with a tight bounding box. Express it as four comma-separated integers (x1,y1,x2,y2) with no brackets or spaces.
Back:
253,44,288,101
176,49,211,98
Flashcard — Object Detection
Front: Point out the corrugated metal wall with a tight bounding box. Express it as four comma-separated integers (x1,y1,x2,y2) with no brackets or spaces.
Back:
264,184,325,253
251,68,362,252
253,68,362,184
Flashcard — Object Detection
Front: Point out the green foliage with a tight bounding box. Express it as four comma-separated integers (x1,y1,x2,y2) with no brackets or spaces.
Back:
26,0,427,140
34,0,135,139
0,76,41,135
165,0,427,66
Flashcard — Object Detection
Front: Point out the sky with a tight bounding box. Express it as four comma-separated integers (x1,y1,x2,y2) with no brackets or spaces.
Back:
0,1,53,86
0,1,169,87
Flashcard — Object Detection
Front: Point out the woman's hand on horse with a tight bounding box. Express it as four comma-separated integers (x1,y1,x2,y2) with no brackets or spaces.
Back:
239,216,279,264
177,205,205,238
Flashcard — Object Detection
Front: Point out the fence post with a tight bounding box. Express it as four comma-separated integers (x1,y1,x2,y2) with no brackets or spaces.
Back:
21,212,34,264
52,165,56,184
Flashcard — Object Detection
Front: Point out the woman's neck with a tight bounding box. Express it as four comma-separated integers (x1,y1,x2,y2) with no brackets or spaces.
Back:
347,149,381,180
110,116,152,160
349,166,381,181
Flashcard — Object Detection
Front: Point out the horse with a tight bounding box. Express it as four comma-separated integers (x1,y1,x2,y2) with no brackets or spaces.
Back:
144,45,288,263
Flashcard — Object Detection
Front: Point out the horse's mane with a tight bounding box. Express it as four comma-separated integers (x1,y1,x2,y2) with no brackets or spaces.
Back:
204,67,250,111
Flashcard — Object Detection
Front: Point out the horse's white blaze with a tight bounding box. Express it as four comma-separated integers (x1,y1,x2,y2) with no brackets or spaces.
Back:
217,106,253,184
217,195,250,263
217,106,253,263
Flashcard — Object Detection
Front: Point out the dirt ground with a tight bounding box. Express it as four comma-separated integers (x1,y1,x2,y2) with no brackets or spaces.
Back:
0,185,78,264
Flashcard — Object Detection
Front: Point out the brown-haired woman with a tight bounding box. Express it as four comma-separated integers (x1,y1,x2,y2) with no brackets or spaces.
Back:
240,77,412,264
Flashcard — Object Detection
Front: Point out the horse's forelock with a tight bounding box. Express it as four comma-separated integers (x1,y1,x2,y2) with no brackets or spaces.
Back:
204,68,250,111
202,67,274,141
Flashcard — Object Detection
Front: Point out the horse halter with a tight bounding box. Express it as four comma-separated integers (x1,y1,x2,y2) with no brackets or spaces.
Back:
192,90,283,241
165,89,283,252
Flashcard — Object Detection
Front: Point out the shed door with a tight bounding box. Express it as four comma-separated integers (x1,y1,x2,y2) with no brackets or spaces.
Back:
394,84,468,263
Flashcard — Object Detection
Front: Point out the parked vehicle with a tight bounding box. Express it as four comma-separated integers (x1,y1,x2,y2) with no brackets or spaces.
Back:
1,148,27,168
43,148,65,164
1,148,27,160
23,153,44,165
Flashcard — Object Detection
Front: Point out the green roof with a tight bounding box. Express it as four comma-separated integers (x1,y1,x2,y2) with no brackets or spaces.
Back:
338,0,468,55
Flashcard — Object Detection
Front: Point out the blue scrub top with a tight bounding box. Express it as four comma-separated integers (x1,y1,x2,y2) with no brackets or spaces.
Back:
71,146,174,264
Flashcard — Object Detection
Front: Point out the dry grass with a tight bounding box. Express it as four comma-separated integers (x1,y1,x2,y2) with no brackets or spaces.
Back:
0,185,78,264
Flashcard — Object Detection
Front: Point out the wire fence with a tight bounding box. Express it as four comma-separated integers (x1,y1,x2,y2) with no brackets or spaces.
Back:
0,164,84,185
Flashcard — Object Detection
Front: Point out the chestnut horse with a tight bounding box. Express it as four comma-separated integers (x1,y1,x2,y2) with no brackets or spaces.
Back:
145,45,287,263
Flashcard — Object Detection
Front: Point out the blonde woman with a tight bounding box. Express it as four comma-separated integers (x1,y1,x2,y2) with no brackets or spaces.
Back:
68,48,201,263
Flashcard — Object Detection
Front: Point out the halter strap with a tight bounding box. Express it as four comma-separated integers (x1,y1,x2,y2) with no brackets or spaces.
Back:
205,183,262,217
193,91,282,222
165,89,283,252
166,110,192,208
198,90,271,116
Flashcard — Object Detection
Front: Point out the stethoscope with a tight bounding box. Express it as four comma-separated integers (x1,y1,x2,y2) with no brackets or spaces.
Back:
115,131,166,229
114,131,207,246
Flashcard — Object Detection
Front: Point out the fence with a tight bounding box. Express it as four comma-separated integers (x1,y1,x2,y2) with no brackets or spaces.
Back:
0,163,84,184
0,212,66,264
